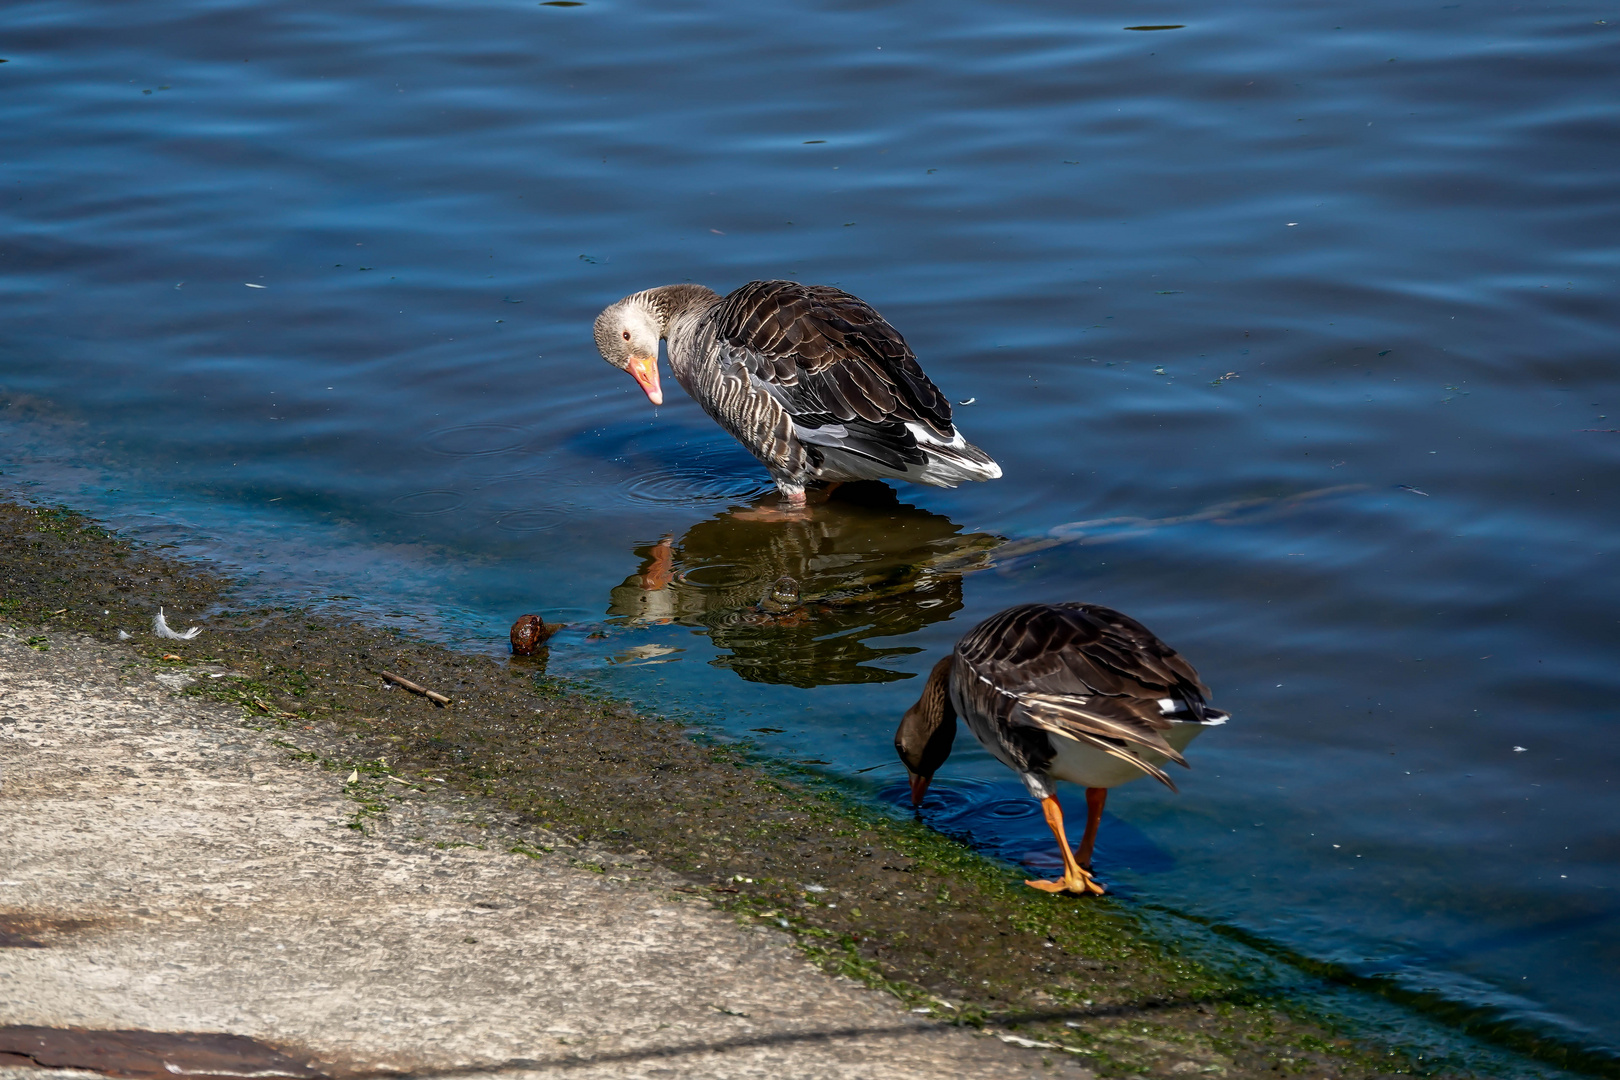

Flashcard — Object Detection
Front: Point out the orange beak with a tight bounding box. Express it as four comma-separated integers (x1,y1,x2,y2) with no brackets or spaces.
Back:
628,355,663,406
908,771,931,807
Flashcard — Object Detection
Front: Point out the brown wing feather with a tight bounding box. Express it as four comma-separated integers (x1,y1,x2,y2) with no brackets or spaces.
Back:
713,280,955,439
953,603,1215,785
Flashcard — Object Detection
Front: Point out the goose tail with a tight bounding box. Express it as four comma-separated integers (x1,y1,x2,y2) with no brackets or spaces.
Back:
905,423,1002,487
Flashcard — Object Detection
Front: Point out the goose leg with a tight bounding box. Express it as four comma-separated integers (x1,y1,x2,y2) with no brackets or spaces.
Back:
731,489,813,521
1025,795,1106,896
1076,787,1107,870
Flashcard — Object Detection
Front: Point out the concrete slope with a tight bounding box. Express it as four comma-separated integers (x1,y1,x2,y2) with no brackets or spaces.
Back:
0,630,1089,1080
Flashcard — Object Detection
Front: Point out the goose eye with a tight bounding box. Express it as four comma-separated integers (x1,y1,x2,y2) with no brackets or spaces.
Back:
622,330,631,341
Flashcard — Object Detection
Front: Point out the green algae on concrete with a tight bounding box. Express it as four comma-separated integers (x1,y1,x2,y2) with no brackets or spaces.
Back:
1,497,1437,1079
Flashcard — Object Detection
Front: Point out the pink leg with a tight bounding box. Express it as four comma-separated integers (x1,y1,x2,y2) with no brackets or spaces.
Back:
731,488,813,521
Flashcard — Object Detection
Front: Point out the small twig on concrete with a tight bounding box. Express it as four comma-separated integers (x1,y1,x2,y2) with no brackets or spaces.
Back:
380,670,450,706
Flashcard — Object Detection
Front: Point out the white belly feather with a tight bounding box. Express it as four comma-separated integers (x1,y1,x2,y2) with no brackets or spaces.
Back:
1045,718,1221,790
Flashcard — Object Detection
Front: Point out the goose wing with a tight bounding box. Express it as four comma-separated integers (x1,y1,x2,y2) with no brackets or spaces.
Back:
711,280,958,472
955,602,1215,789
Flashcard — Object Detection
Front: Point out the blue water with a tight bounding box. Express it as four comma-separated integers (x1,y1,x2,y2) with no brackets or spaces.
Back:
2,0,1617,1070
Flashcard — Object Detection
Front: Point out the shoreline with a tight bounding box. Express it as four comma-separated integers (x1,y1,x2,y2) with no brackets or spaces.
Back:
0,494,1522,1079
3,617,1084,1079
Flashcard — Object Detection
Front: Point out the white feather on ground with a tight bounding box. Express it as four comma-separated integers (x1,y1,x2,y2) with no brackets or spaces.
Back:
153,607,202,640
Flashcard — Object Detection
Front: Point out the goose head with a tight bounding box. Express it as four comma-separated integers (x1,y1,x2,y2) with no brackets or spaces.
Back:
593,293,665,405
894,654,957,806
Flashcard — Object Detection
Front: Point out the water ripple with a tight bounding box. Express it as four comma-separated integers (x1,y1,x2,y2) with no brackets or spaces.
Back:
620,466,775,506
490,507,570,533
389,490,466,516
419,423,531,457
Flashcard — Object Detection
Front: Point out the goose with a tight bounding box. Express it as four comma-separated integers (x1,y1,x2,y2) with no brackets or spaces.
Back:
894,602,1227,896
592,280,1001,505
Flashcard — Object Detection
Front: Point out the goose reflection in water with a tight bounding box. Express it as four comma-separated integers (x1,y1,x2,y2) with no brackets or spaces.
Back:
606,482,1003,687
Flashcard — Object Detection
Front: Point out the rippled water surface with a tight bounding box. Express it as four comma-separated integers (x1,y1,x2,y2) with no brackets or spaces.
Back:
3,0,1617,1070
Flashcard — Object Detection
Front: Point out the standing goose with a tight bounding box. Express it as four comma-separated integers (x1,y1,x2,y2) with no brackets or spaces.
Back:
895,602,1227,896
592,281,1001,504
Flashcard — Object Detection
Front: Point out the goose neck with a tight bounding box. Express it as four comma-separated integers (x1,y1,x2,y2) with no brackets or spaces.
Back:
640,284,720,342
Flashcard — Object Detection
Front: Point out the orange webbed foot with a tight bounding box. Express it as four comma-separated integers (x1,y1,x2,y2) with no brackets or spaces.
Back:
1024,870,1106,896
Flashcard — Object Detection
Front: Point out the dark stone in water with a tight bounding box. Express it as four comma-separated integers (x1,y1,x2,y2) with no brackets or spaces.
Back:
758,575,801,613
509,614,561,655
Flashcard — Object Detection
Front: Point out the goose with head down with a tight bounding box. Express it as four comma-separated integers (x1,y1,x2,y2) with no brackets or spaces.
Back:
592,281,1001,505
895,602,1228,896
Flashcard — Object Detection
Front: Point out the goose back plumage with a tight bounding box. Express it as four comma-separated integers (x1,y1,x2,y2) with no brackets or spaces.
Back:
714,280,954,439
609,280,1001,498
950,602,1226,796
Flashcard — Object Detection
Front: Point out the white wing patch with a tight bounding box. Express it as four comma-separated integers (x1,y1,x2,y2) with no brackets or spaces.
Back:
792,421,852,447
1158,697,1229,726
904,421,968,451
